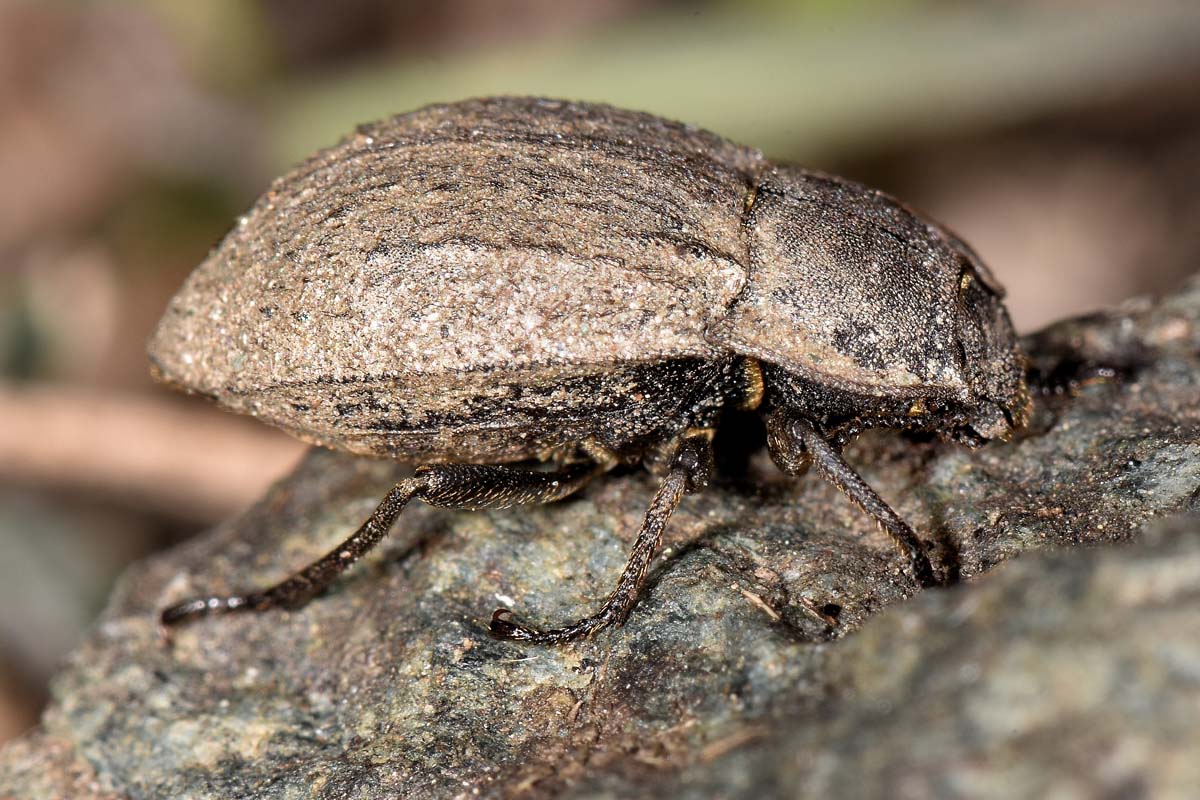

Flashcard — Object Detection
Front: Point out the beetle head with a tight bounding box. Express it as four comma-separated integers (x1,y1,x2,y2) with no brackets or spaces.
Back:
709,166,1028,443
948,236,1030,443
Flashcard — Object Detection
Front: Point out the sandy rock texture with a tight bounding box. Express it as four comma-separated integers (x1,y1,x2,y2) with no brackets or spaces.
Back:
2,276,1199,799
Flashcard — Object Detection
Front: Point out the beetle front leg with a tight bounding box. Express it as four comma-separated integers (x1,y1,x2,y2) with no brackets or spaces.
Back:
160,460,600,627
1026,359,1125,398
767,411,938,588
490,430,714,644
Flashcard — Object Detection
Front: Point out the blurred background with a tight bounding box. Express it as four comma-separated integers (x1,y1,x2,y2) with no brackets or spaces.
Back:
1,0,1198,745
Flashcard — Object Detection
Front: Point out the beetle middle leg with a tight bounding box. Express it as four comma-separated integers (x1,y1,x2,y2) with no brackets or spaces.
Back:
160,459,600,627
766,411,937,588
489,429,714,644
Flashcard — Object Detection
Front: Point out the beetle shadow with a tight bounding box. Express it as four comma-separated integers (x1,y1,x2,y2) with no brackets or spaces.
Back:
639,522,774,623
709,409,787,505
640,521,857,644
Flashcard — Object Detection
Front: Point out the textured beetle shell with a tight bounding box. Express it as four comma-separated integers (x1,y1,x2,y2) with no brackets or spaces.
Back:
711,167,997,396
150,96,1021,461
150,98,763,459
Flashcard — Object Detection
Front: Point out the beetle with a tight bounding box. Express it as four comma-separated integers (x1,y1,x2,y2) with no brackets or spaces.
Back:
152,96,1029,644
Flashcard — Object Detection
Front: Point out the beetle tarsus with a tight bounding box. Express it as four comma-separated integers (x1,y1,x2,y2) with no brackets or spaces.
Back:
1027,359,1126,398
161,596,240,625
489,606,624,644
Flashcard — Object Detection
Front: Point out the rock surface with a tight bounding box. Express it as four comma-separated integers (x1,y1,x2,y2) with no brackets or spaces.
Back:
568,516,1200,799
2,277,1199,799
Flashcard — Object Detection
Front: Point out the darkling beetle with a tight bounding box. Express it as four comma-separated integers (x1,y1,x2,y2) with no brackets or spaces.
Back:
151,97,1029,644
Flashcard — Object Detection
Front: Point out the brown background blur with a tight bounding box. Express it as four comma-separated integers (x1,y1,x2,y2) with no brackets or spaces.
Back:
1,0,1198,745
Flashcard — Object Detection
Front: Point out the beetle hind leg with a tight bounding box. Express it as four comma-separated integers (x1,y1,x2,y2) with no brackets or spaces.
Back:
160,460,600,627
490,430,714,645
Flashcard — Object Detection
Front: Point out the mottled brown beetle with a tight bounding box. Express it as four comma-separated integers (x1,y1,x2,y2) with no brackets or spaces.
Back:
152,97,1029,644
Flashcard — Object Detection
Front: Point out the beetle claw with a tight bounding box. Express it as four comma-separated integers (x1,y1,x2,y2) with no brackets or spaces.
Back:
489,608,539,641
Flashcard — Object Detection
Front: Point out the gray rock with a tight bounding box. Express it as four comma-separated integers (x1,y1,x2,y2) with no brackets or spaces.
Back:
3,276,1199,799
568,515,1200,800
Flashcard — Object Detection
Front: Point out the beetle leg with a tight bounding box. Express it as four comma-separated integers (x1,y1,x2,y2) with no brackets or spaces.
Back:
1027,359,1125,398
490,430,714,644
770,413,938,588
160,460,599,627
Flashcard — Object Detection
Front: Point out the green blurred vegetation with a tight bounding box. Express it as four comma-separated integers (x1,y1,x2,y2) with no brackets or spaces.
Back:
142,1,1200,168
